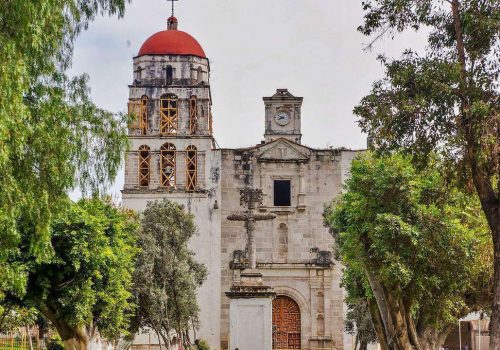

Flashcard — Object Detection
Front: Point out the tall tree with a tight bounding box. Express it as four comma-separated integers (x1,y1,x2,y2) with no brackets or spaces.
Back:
324,152,493,350
354,1,499,347
0,0,130,299
133,200,207,349
344,298,377,350
5,198,139,350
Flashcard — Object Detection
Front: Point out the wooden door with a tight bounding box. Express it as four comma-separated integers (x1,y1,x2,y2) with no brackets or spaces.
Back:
272,296,301,349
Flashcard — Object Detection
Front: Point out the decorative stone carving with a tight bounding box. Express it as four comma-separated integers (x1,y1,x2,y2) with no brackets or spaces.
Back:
229,250,248,270
315,250,333,267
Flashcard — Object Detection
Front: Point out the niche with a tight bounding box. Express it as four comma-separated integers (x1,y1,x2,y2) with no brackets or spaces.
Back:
278,223,288,259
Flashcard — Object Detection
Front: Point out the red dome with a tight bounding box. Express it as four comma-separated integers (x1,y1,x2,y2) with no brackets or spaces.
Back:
137,29,206,58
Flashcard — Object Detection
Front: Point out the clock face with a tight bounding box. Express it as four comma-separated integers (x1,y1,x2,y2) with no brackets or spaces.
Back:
274,111,290,126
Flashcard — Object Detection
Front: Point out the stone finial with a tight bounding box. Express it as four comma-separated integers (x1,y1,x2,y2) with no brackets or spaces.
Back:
167,16,178,30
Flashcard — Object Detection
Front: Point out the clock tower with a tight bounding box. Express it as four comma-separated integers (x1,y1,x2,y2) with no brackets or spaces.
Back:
263,88,303,144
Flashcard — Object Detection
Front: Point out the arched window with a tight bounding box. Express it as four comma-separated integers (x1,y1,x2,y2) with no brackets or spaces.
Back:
166,65,173,85
272,296,301,349
197,66,203,84
186,145,197,191
189,96,197,134
160,94,178,135
138,145,150,187
140,95,148,135
161,143,176,187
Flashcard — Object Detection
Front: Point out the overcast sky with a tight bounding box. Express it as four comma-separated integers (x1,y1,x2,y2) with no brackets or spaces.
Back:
69,0,428,200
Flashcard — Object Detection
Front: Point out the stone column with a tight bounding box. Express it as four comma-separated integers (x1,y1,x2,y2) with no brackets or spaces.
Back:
259,163,267,210
226,273,275,350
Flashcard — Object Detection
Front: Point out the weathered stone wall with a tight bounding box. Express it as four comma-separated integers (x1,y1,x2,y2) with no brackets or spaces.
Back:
219,141,361,350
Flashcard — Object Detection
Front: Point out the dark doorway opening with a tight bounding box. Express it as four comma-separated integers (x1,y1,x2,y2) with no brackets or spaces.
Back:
274,180,291,206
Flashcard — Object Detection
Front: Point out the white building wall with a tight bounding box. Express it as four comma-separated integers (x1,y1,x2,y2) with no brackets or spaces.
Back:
123,148,222,347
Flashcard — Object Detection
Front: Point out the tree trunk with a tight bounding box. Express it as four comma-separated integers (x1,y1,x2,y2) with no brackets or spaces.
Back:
367,298,389,350
40,306,89,350
417,325,454,350
491,224,500,350
449,0,500,348
365,267,394,345
26,326,33,350
384,289,413,350
59,327,88,350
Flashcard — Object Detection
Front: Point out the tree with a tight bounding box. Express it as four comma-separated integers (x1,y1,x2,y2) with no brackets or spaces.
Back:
0,304,38,333
4,198,139,350
0,0,131,300
344,298,377,350
324,152,493,350
133,200,207,350
354,1,500,346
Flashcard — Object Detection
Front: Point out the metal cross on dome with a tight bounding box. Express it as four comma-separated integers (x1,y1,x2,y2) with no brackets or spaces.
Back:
168,0,179,17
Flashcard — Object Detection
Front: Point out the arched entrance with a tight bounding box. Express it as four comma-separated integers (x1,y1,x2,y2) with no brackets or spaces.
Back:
272,295,301,349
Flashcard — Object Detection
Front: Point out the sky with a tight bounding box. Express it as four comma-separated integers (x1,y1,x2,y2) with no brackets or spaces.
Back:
69,0,428,200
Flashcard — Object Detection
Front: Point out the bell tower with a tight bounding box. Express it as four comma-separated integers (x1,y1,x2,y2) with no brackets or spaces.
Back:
122,14,221,348
263,88,303,144
125,15,214,192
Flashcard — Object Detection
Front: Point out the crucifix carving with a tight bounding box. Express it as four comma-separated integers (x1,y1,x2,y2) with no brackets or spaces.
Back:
227,188,276,269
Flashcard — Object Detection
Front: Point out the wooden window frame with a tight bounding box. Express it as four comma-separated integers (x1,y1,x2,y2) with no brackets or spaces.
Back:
140,96,148,135
189,96,197,135
160,94,178,135
186,145,197,191
138,145,150,187
127,96,148,134
161,143,176,187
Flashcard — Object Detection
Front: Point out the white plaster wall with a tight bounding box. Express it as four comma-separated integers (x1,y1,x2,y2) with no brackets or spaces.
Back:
229,298,273,350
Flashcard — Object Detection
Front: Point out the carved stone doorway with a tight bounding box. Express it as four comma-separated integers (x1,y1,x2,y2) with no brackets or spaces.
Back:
272,296,301,349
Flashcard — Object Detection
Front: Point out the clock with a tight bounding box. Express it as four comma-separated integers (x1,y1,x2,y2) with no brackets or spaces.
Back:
274,111,290,126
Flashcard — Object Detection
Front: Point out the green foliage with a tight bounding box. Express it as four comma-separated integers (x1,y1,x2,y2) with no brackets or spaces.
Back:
354,0,499,201
354,2,499,345
324,152,492,347
0,0,131,300
344,300,377,348
133,200,207,348
194,339,211,350
13,198,140,342
46,334,65,350
0,304,38,332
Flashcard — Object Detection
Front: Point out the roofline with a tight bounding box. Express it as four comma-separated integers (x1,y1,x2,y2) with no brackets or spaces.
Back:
217,137,367,153
133,53,208,60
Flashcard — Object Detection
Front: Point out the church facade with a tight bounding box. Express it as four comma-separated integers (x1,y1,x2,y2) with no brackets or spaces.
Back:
122,16,361,350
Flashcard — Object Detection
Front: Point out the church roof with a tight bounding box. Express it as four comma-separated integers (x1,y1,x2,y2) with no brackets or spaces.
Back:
137,17,206,58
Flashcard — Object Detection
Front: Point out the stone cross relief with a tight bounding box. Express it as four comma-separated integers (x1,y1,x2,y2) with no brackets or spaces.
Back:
227,188,276,269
